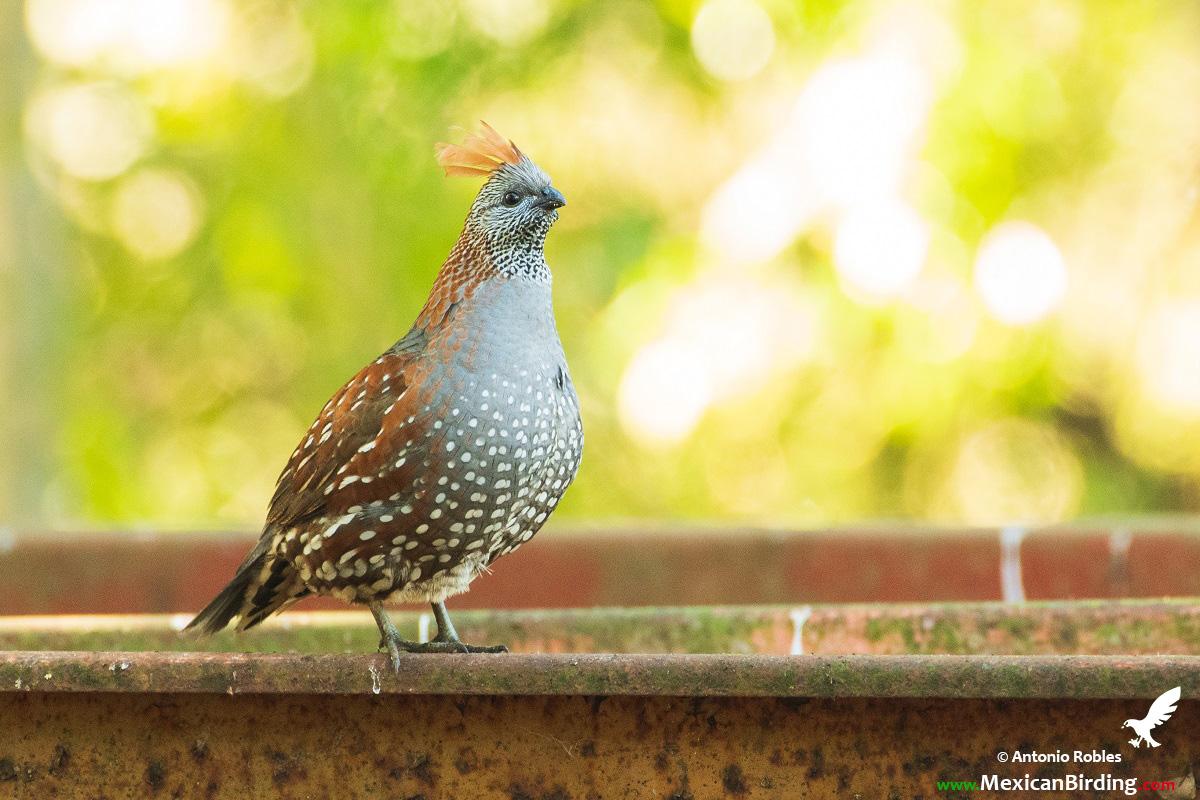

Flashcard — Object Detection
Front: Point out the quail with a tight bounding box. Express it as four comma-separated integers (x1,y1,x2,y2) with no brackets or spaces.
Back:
187,123,583,669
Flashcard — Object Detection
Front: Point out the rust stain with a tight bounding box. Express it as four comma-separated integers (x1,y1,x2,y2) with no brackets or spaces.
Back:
0,692,1194,799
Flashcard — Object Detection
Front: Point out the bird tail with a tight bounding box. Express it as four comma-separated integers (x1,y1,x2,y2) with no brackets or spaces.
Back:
184,537,304,636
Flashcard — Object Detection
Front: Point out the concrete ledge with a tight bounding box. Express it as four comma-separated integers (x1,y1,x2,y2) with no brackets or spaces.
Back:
4,600,1200,655
3,651,1199,699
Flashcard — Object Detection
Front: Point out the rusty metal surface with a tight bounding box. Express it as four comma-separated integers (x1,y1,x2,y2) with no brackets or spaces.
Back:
6,526,1200,615
4,599,1200,656
6,612,1200,798
3,651,1200,698
1,691,1196,799
5,527,1200,798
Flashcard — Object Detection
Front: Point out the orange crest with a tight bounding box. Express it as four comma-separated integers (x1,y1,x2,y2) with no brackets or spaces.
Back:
435,122,524,177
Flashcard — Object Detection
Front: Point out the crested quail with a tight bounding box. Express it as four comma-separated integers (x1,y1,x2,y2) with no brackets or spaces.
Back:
187,123,583,669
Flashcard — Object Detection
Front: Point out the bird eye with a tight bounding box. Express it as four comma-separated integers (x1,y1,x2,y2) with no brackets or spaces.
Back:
502,191,521,207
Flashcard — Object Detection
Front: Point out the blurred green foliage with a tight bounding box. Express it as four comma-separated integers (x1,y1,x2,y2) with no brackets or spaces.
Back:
3,0,1200,528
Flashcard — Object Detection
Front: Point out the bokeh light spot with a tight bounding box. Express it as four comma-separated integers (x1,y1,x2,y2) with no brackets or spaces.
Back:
834,201,930,299
666,277,819,399
111,169,205,260
701,156,812,264
618,339,712,447
126,0,226,66
1135,301,1200,413
26,0,226,70
462,0,551,46
973,221,1067,326
691,0,775,82
796,51,932,207
945,419,1083,524
235,5,314,97
26,82,150,181
26,0,123,66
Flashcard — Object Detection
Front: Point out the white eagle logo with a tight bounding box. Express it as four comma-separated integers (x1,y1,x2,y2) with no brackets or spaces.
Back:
1123,687,1181,748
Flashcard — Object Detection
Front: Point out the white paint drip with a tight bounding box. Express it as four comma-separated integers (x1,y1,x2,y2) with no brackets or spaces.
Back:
788,606,812,656
1109,528,1133,591
1110,528,1133,559
369,664,381,695
1000,525,1027,603
418,612,431,643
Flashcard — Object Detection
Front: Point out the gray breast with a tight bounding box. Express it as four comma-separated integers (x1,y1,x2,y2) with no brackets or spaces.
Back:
421,277,583,564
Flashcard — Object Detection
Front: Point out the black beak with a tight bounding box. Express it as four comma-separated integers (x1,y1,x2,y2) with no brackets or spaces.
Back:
536,187,566,210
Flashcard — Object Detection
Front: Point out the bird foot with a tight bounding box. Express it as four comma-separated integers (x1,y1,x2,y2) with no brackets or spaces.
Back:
376,634,507,668
1130,739,1140,748
372,601,506,671
404,640,509,655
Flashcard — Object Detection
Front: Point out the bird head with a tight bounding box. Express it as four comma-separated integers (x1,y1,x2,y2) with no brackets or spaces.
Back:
435,122,565,252
1122,720,1133,729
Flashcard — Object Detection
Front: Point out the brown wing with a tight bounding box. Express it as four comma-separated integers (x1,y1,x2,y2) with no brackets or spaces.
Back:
267,328,429,531
187,328,445,633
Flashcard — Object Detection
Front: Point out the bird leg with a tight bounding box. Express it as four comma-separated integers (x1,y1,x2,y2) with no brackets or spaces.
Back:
370,602,507,670
426,601,508,654
371,602,417,672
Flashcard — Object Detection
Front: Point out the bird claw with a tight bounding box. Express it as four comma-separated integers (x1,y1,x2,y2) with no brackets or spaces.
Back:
1129,739,1140,748
378,636,508,659
381,639,405,673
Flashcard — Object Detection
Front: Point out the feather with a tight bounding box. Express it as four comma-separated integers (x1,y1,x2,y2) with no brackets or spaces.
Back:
435,121,523,178
434,142,498,172
438,164,494,177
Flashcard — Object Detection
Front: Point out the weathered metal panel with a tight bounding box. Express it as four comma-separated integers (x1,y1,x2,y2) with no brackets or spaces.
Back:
1,690,1195,799
3,649,1199,797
